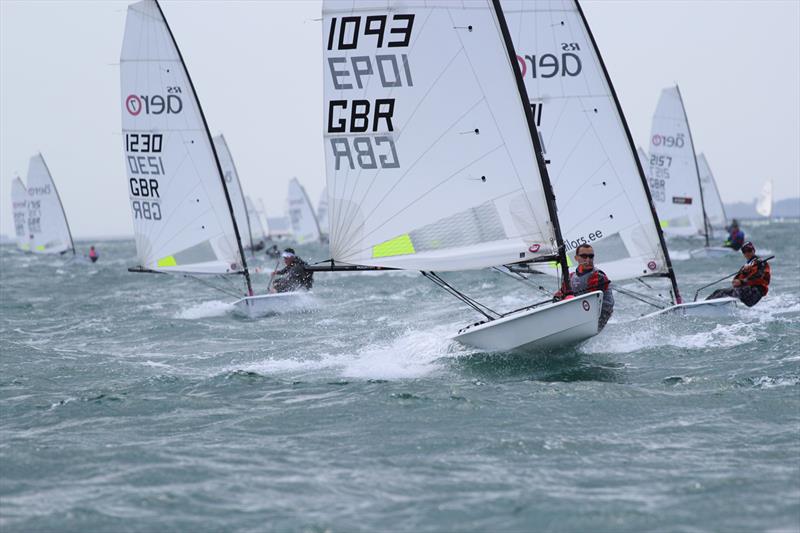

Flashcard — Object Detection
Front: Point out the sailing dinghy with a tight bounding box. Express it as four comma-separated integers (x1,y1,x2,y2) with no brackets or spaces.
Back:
691,153,732,258
213,134,258,255
120,0,309,318
313,0,603,353
502,1,736,318
11,177,30,252
756,179,773,219
244,195,267,252
25,154,75,255
287,177,322,244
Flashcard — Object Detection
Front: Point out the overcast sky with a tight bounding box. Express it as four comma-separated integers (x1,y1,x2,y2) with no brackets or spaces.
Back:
1,0,798,239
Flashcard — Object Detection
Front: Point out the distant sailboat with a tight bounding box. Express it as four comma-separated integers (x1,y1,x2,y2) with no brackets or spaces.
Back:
697,153,728,232
120,0,305,317
25,154,75,255
244,195,267,251
756,179,773,219
317,186,329,240
287,177,322,244
313,0,603,353
11,177,30,252
213,134,257,254
504,1,734,316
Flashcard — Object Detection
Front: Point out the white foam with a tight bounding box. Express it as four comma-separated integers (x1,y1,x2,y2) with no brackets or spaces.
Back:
669,250,691,261
174,300,234,319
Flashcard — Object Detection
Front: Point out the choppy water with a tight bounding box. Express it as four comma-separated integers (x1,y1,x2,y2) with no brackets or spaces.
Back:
2,222,799,532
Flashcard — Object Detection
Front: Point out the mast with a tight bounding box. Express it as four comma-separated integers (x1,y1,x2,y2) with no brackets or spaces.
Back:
574,0,681,304
675,84,710,248
155,0,253,296
39,154,75,255
219,134,256,256
493,0,570,293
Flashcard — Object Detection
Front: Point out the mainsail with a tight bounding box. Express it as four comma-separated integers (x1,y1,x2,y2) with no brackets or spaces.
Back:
25,154,74,255
756,179,773,218
317,187,329,238
504,0,678,291
697,153,727,231
648,86,709,240
287,178,321,244
11,177,30,251
323,0,562,272
120,0,251,291
213,134,254,251
245,196,267,244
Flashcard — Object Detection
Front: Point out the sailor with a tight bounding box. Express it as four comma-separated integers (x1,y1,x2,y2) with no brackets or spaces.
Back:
554,244,614,330
265,244,280,259
706,241,770,307
88,245,99,263
271,248,313,293
723,219,745,250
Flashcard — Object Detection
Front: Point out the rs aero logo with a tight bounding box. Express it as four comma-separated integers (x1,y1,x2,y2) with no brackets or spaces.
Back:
651,133,685,148
126,86,183,116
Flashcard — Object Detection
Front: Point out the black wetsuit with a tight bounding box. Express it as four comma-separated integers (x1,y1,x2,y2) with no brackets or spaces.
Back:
273,258,313,293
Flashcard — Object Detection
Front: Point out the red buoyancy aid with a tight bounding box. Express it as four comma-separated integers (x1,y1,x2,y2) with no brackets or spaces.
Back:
735,256,770,296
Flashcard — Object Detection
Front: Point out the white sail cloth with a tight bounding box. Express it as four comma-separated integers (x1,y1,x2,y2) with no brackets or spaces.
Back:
25,154,74,254
213,134,254,250
323,0,557,271
756,179,773,218
245,196,267,243
647,86,705,237
120,0,243,274
11,177,30,251
287,178,322,244
503,0,669,281
697,153,727,231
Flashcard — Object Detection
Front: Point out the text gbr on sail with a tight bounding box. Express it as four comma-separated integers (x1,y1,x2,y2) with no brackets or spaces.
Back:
125,133,163,221
326,14,414,170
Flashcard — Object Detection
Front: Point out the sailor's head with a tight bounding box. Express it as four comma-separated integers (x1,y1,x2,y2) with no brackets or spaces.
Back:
574,244,595,270
282,248,296,265
731,219,739,229
741,241,755,259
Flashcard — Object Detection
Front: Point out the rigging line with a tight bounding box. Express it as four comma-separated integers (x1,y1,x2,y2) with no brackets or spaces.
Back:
183,274,242,299
613,285,667,310
491,266,552,297
637,277,655,290
421,271,499,321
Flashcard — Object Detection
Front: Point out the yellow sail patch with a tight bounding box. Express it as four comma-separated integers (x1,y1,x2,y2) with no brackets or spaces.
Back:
35,245,45,251
660,220,670,229
157,255,177,267
373,234,415,258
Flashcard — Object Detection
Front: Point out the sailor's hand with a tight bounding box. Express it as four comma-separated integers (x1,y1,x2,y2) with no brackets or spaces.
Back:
732,279,742,287
553,290,563,300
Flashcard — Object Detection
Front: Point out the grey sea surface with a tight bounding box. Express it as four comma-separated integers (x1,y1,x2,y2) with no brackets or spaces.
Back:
1,221,799,532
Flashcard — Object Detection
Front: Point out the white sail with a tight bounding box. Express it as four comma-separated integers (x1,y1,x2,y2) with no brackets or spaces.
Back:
317,186,329,237
287,177,321,244
120,0,245,275
11,177,30,251
647,86,705,237
245,196,267,243
213,134,254,250
504,0,670,282
697,153,727,231
756,179,773,218
323,0,558,271
25,154,74,255
267,216,292,239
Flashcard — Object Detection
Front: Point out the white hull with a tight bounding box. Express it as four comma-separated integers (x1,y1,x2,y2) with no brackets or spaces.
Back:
689,246,734,259
232,291,316,318
453,291,602,354
640,297,738,319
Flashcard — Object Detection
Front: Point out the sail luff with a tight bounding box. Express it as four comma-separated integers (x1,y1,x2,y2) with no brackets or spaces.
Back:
215,133,255,254
38,154,75,255
573,0,680,303
492,0,569,290
11,177,29,251
674,85,710,247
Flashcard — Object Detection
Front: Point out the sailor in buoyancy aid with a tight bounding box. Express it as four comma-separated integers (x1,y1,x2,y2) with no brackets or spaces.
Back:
706,241,770,307
554,244,615,330
270,248,313,293
88,246,99,263
724,219,745,251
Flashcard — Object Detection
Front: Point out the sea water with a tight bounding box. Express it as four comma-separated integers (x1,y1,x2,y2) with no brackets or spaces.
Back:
1,222,798,532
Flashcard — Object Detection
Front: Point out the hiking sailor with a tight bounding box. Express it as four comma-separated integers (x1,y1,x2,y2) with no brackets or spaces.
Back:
270,248,313,293
706,241,770,307
554,244,614,330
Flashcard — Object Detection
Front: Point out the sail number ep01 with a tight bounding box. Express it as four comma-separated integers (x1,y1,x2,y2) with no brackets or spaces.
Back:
326,14,414,171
